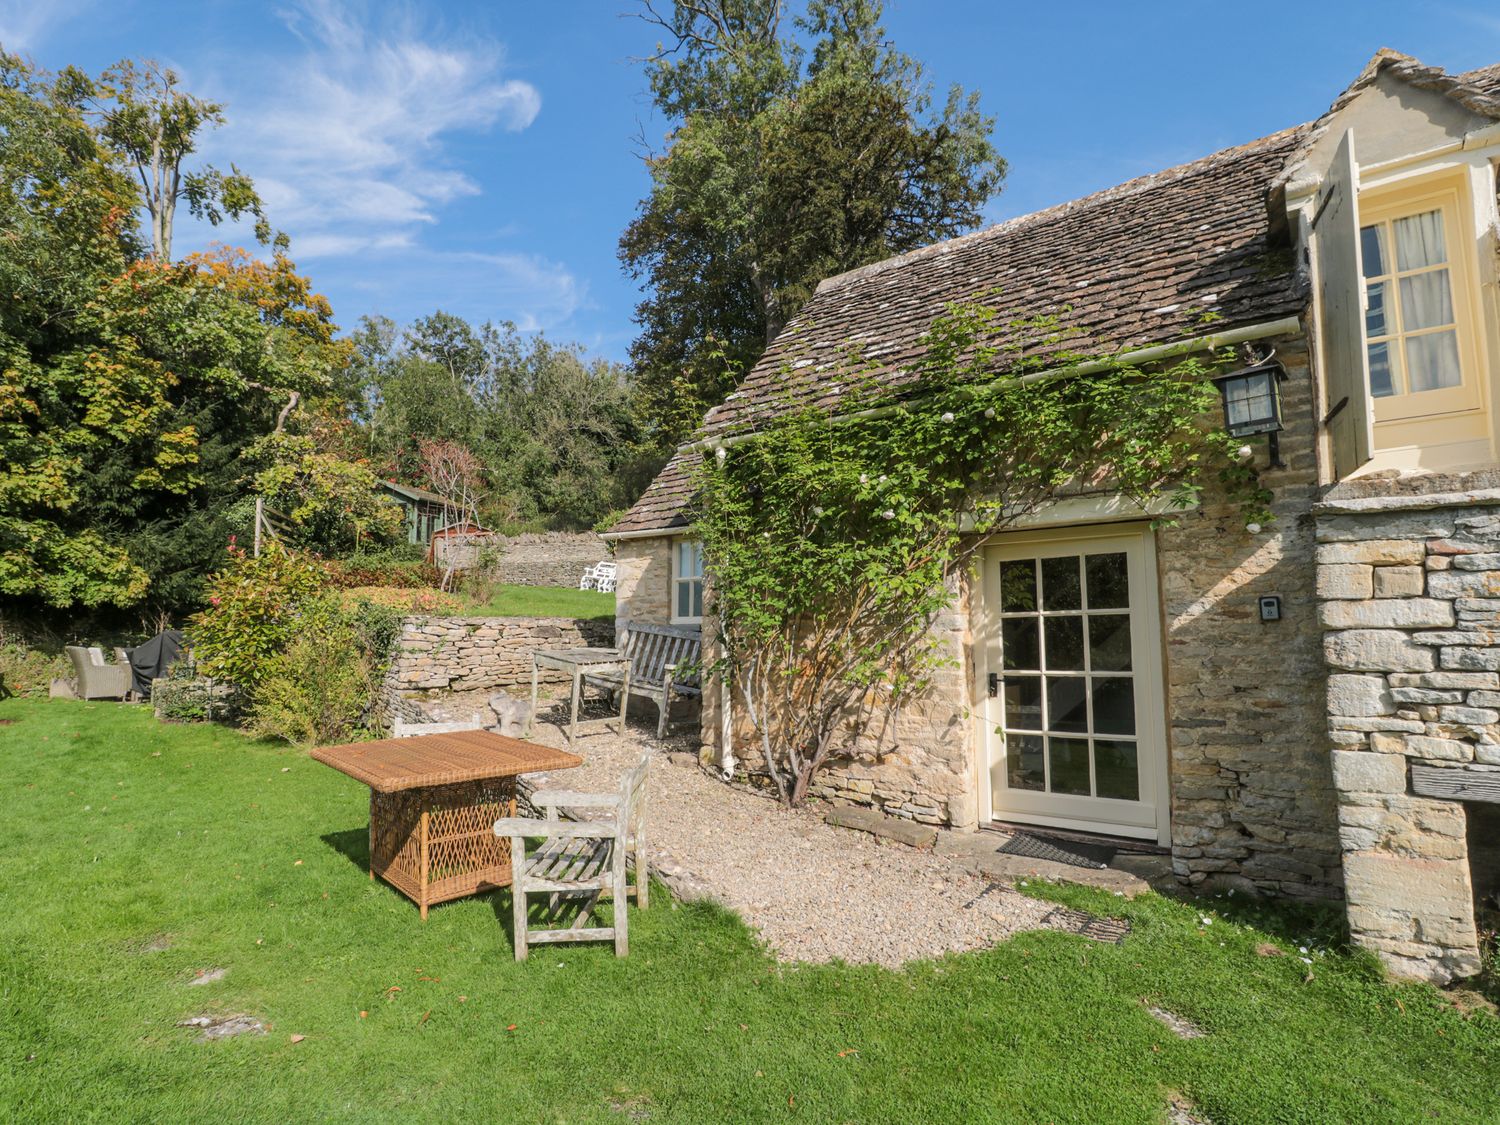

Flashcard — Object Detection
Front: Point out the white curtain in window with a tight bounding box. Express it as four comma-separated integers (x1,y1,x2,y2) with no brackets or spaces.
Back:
1393,209,1447,271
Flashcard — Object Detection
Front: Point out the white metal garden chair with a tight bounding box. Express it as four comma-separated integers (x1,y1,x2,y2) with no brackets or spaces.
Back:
593,561,618,593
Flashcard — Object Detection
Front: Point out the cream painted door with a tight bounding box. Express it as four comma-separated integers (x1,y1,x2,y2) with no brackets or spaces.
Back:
979,526,1169,842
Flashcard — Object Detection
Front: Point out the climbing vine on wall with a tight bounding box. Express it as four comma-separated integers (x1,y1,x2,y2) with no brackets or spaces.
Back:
692,301,1271,807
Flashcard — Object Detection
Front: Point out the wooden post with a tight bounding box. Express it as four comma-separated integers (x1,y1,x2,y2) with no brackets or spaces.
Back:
512,834,529,961
568,667,582,746
617,659,631,737
253,497,263,558
526,657,541,739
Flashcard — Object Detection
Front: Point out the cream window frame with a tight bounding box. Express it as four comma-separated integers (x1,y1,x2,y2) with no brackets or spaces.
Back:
671,538,705,625
1358,176,1486,431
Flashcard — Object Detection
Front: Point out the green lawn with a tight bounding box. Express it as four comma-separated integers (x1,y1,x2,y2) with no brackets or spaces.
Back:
462,583,614,619
3,698,1498,1124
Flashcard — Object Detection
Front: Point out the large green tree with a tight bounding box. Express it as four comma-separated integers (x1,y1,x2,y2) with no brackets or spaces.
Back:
622,0,1005,448
0,56,343,616
352,314,649,530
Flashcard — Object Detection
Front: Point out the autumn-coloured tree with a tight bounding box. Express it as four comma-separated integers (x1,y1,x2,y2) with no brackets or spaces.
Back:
417,439,486,591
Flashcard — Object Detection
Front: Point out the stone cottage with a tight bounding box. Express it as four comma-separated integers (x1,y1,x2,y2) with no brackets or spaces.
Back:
603,50,1500,983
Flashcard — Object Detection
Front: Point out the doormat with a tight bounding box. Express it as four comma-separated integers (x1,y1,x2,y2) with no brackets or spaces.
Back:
995,831,1115,869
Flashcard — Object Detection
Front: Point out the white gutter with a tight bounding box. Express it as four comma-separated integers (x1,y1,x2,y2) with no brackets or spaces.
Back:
691,315,1304,454
599,526,692,543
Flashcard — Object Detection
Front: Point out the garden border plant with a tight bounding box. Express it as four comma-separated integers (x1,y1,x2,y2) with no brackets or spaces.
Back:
692,300,1272,807
189,542,406,744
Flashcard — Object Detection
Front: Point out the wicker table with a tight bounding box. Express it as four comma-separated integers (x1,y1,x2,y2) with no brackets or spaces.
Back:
527,646,631,746
311,731,581,919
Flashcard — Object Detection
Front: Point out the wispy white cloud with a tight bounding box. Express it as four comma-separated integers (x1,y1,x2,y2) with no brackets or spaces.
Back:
201,0,543,254
0,0,93,52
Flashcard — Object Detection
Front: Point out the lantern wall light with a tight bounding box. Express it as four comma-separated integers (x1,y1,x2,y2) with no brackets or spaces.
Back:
1212,360,1286,468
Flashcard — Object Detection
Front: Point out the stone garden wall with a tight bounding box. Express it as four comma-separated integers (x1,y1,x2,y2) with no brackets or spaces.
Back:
1314,483,1500,982
495,532,607,588
384,615,614,694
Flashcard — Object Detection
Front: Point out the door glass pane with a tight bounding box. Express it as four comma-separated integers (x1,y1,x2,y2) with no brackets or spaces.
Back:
1393,208,1446,271
1399,270,1455,332
1046,676,1088,733
1085,553,1129,609
1003,676,1042,730
1095,740,1139,801
1365,279,1388,337
1092,677,1136,736
1088,614,1133,672
1006,734,1045,791
1405,330,1462,393
1044,617,1084,671
1049,738,1091,796
1367,341,1396,397
1002,618,1039,671
1041,556,1081,610
1360,224,1386,277
1000,559,1037,612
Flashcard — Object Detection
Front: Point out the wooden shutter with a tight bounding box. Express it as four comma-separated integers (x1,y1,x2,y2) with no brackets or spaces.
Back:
1311,129,1373,480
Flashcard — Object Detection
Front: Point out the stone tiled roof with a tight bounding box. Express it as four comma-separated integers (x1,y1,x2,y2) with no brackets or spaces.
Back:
608,51,1500,537
607,130,1307,536
607,449,697,536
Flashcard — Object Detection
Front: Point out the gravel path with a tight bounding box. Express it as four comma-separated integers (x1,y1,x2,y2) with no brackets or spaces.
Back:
520,711,1061,968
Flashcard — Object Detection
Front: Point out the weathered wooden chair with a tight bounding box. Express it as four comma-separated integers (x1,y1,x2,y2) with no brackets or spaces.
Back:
583,623,701,740
493,754,649,960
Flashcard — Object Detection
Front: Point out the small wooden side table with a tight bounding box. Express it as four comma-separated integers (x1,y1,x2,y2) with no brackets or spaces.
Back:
311,731,581,919
527,646,631,746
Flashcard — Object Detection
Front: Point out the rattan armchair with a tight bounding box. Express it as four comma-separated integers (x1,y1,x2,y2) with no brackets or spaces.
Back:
65,646,131,701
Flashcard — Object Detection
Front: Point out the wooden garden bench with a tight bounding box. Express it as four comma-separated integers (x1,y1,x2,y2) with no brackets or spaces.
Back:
493,754,649,959
584,623,701,739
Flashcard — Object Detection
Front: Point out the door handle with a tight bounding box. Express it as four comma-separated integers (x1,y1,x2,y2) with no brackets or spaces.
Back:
987,672,999,698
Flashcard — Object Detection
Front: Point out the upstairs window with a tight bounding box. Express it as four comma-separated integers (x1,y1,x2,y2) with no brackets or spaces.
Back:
673,539,704,623
1358,185,1480,425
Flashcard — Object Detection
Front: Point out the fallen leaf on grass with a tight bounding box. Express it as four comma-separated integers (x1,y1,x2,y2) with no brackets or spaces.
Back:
837,1049,858,1058
419,1011,431,1025
289,1034,305,1044
506,1024,518,1032
386,986,402,994
417,975,440,982
457,995,468,1003
293,860,303,867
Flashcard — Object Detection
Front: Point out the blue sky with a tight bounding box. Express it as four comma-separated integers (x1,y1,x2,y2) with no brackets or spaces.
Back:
5,1,1500,361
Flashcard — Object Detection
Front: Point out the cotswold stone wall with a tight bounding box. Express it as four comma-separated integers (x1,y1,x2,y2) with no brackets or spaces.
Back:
1314,487,1500,981
1155,337,1342,899
495,532,607,588
613,537,673,638
384,615,614,694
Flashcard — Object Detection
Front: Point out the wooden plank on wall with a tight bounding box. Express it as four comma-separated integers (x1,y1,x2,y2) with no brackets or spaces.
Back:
1411,762,1500,805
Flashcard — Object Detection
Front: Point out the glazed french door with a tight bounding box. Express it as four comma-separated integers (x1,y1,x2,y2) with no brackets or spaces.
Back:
980,526,1169,842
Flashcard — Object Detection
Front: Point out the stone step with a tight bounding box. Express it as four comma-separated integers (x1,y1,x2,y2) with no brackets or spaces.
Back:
824,806,939,849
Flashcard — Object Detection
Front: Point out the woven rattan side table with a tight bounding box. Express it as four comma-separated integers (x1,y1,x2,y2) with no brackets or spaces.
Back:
311,731,581,919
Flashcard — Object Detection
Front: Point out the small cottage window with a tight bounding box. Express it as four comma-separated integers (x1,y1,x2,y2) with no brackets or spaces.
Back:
1358,182,1483,430
672,539,704,624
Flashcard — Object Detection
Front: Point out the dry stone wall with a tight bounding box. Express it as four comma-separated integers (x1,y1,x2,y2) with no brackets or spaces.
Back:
495,532,607,588
384,615,614,694
1315,489,1500,981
